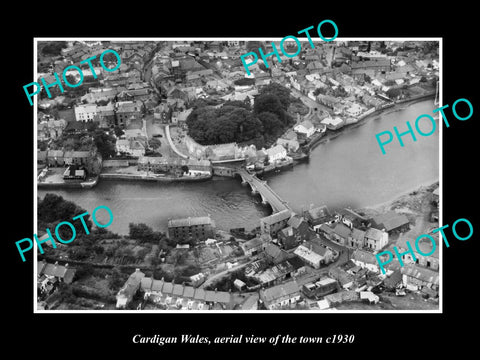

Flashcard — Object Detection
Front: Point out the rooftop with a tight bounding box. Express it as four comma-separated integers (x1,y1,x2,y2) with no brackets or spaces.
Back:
260,280,300,303
168,216,213,228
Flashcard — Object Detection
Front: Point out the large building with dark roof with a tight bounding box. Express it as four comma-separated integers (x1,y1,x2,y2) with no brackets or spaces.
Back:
168,215,215,242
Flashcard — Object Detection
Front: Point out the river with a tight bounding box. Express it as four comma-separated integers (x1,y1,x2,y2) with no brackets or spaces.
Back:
37,99,439,235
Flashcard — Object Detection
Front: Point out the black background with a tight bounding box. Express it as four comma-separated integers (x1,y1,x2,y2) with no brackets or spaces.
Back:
7,3,477,356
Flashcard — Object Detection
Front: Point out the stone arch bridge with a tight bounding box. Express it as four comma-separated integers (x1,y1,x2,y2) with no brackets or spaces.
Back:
235,169,293,214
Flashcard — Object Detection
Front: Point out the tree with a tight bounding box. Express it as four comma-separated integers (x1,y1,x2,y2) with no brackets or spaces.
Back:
313,87,327,96
128,223,162,243
108,267,125,289
93,129,116,159
257,111,282,135
254,93,288,124
74,263,95,280
149,137,161,150
113,126,124,137
259,82,292,111
386,88,402,99
38,193,92,232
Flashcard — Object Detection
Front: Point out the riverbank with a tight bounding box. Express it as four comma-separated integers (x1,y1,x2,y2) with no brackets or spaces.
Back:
356,180,439,218
100,172,212,183
37,176,99,189
303,92,436,153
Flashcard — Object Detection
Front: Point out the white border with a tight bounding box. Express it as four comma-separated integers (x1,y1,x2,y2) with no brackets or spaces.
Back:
33,37,442,314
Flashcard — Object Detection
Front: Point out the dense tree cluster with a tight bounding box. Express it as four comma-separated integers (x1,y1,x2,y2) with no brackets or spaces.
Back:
38,193,92,235
50,121,116,159
186,83,294,147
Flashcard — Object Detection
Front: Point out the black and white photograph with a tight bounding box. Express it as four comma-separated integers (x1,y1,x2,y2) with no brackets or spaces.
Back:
32,38,441,313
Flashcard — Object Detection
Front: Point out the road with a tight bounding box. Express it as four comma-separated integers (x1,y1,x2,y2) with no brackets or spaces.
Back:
236,169,292,213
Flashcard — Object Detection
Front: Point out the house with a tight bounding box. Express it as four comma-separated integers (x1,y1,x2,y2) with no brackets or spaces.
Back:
276,137,300,152
240,237,265,257
167,216,215,243
351,249,381,273
294,120,315,138
116,268,145,308
364,228,388,251
63,151,92,166
318,222,351,246
234,279,247,291
262,243,290,265
370,211,410,234
293,245,323,269
401,264,439,292
307,239,335,264
259,280,301,310
395,236,439,270
302,277,338,299
46,150,65,166
38,260,76,284
260,209,292,237
305,205,335,227
328,267,354,289
384,269,403,290
140,276,233,310
116,138,145,157
115,101,142,127
171,108,193,124
347,228,366,248
265,144,287,163
252,258,305,287
277,215,310,250
63,164,86,180
74,104,97,122
350,58,391,73
320,116,344,130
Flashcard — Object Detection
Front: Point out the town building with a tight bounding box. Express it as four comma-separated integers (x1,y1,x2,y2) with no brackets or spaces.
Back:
116,268,145,308
395,236,439,271
304,205,335,227
401,264,439,294
260,209,292,237
277,215,310,250
115,101,142,127
293,245,323,269
320,116,344,130
251,258,305,287
351,249,381,273
265,144,287,163
240,237,265,257
364,228,388,251
302,277,338,299
63,164,86,180
259,280,301,310
294,120,315,139
370,211,410,234
74,104,97,121
318,222,351,246
140,276,233,310
347,228,366,248
38,260,76,284
167,216,215,243
262,243,290,265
